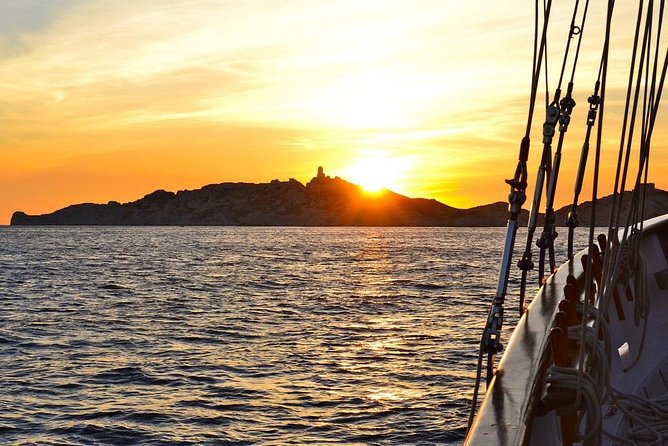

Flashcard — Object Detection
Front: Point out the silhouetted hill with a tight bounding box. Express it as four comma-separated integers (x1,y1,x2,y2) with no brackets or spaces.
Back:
11,171,667,227
10,170,529,226
552,183,668,226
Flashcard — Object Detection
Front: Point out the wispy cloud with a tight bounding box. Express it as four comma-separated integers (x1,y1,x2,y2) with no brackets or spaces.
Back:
1,0,667,222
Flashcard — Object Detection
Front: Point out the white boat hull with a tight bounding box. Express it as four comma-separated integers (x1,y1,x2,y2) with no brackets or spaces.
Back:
466,214,668,445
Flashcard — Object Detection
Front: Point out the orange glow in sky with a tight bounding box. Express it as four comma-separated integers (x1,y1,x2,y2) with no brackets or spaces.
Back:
1,1,667,224
341,150,414,193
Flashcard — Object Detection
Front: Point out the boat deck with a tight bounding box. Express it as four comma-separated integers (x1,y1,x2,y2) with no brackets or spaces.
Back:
466,215,668,445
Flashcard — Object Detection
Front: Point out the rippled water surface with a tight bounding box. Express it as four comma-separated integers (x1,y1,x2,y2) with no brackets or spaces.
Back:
0,227,585,445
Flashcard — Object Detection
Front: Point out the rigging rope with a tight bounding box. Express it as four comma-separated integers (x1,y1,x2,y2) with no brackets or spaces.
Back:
519,0,590,314
578,1,668,444
566,78,601,260
599,0,667,320
468,0,668,442
539,0,591,280
608,0,653,240
466,0,553,432
572,1,615,433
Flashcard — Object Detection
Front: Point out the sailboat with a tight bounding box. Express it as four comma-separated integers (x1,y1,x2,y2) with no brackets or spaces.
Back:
465,1,668,444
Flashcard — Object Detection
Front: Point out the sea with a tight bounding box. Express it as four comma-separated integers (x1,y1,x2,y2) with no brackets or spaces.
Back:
0,226,589,445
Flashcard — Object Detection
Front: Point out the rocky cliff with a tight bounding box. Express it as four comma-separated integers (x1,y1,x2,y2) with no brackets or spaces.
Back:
552,183,668,226
10,173,527,226
11,174,667,227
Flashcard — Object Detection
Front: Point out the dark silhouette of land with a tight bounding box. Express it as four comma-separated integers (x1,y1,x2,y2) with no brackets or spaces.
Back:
10,168,668,226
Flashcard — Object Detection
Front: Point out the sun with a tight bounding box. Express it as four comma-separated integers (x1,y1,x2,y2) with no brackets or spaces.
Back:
341,152,409,193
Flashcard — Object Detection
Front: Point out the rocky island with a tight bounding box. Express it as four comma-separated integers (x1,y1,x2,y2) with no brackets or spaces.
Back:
10,168,668,226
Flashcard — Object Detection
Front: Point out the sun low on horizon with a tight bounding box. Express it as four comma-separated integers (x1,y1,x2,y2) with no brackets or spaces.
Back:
1,1,668,224
339,150,413,194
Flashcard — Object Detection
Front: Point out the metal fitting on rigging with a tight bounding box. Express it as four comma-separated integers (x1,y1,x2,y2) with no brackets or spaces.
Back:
543,105,560,144
517,251,534,271
482,303,504,355
566,211,579,229
559,114,571,132
507,188,527,216
560,96,577,115
559,97,576,132
588,93,601,106
539,225,559,248
505,176,527,217
536,234,548,249
505,141,528,217
538,212,559,249
586,94,601,125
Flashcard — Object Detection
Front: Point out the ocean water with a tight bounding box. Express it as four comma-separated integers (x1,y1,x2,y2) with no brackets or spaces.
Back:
0,226,587,445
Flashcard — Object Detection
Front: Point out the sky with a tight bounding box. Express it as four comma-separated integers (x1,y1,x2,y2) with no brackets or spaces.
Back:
1,0,667,224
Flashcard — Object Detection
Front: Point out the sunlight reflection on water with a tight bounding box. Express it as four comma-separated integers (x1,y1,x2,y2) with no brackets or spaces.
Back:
0,226,590,445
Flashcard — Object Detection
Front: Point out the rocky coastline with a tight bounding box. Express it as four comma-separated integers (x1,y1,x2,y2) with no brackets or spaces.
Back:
10,169,668,227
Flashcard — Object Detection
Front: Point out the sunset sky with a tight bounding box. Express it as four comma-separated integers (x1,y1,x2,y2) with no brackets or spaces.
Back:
1,1,667,224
